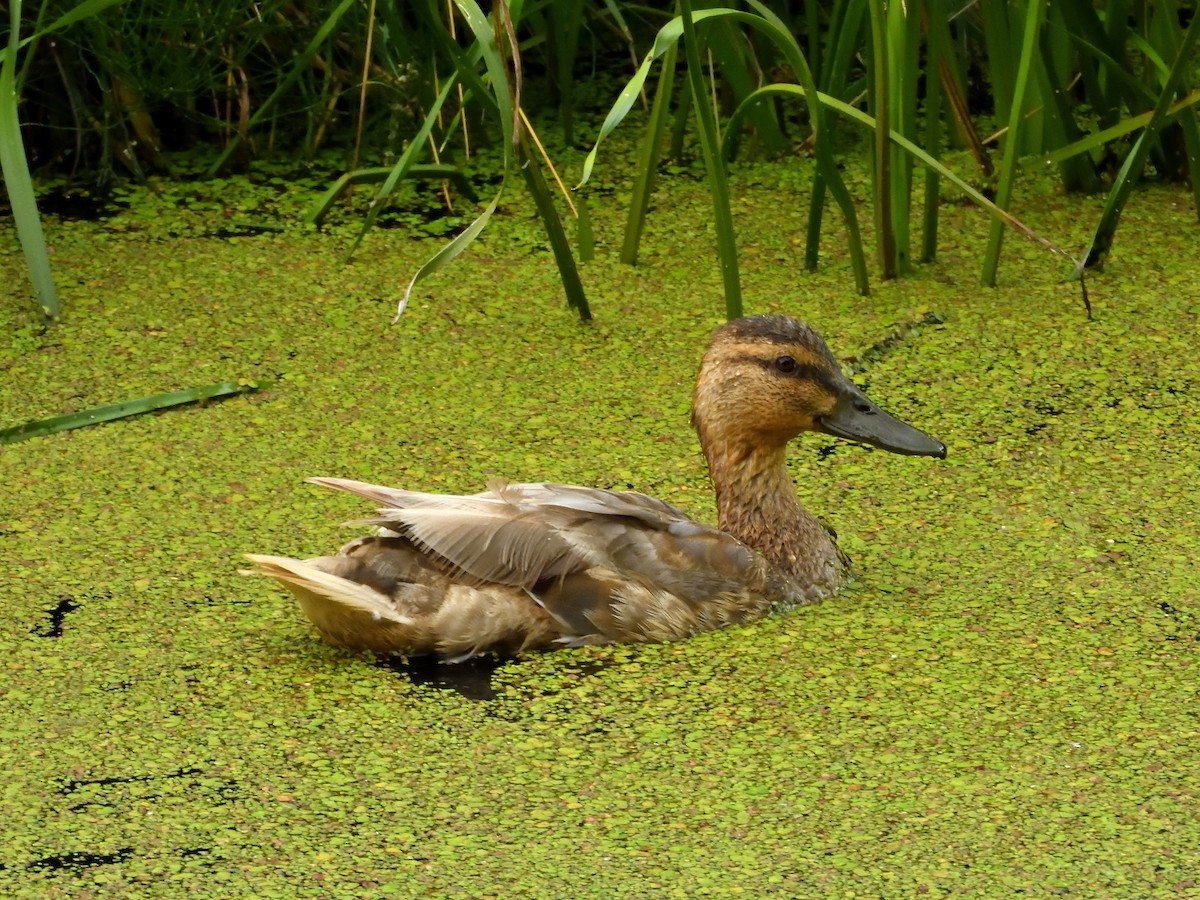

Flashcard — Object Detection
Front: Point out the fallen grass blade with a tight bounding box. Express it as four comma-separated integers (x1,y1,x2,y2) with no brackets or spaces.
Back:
0,381,270,445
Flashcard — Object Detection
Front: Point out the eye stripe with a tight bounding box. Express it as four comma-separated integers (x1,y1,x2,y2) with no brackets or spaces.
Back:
738,354,841,394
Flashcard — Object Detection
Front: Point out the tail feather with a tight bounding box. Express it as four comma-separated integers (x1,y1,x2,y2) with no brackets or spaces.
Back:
245,554,411,623
245,553,428,652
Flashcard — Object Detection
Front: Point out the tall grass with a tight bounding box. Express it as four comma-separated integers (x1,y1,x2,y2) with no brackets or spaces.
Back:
3,0,1198,324
1,0,59,319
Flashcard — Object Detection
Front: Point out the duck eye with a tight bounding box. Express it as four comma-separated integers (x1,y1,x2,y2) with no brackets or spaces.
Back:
774,355,797,374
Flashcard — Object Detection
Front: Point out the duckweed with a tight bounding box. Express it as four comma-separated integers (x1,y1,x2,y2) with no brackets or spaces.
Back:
1,157,1198,896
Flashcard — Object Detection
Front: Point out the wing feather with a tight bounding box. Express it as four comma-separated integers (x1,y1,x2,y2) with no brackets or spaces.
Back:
308,475,771,632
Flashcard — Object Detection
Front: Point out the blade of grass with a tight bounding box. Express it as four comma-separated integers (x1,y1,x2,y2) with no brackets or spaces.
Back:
669,72,694,161
679,0,741,319
394,192,504,320
892,0,922,274
517,134,590,320
550,0,584,145
1084,6,1200,268
1037,6,1103,193
0,0,126,65
980,0,1016,128
921,0,947,263
738,83,1085,287
1145,0,1200,212
869,0,894,278
0,0,59,320
740,0,870,294
621,39,679,265
807,0,870,273
0,381,269,445
706,20,786,156
345,75,462,260
584,6,868,298
1045,88,1200,164
393,0,589,321
981,0,1046,287
396,0,536,320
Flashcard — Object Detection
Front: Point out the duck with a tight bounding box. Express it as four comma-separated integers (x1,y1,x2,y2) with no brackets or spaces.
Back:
246,315,945,660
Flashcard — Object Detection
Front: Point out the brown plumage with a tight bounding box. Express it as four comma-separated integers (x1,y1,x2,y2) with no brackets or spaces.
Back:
247,315,945,660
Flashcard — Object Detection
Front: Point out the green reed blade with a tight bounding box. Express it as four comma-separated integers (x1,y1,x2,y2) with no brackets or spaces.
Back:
741,0,869,293
0,0,59,320
621,39,678,266
1,381,269,445
517,135,591,321
1084,8,1200,268
981,0,1047,287
679,0,742,319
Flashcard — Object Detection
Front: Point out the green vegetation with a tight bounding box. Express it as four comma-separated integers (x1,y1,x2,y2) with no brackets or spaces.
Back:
2,1,1198,320
1,157,1199,894
3,2,1199,893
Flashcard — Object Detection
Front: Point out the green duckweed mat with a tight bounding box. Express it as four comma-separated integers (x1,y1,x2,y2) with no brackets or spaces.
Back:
1,158,1197,897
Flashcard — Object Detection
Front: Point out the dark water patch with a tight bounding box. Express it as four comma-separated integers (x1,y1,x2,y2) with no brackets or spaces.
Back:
381,654,511,700
60,767,204,795
482,659,612,720
375,209,468,235
184,593,252,608
847,311,947,373
203,223,286,239
816,444,838,460
35,596,80,638
1031,401,1065,417
25,848,134,873
469,171,505,190
1026,399,1066,434
1155,600,1199,641
35,187,128,221
658,160,706,181
59,768,241,812
381,655,612,703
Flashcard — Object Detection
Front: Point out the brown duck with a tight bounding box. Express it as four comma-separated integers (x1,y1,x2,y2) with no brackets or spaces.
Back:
247,315,945,660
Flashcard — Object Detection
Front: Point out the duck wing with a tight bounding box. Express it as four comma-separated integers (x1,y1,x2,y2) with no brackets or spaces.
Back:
309,477,775,643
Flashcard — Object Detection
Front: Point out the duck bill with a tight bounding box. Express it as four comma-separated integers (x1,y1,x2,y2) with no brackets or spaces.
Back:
817,384,947,458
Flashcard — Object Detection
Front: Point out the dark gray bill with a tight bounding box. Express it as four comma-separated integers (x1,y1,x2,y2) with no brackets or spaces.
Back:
817,382,947,458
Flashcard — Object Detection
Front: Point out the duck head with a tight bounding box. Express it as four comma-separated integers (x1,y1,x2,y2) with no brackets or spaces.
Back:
692,315,946,459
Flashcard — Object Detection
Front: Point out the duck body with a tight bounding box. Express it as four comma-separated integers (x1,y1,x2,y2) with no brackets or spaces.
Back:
248,316,945,660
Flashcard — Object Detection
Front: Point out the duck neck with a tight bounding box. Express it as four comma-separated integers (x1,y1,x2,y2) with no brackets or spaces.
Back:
702,437,848,602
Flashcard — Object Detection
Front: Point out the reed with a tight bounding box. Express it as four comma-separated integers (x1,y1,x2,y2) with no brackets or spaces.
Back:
3,0,1197,323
